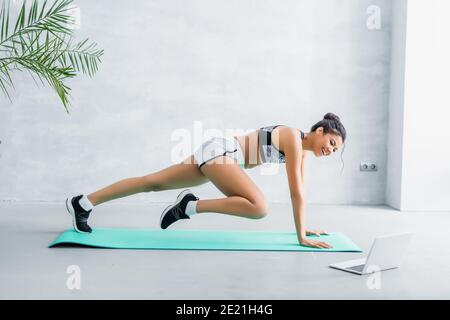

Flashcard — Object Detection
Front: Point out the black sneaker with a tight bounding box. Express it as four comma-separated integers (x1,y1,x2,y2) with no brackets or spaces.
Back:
65,195,93,233
160,189,199,229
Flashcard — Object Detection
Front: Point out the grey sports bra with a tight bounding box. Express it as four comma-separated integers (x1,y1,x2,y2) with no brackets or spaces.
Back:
258,125,304,163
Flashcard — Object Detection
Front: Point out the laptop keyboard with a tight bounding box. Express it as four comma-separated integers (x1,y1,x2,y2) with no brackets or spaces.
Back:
348,264,365,272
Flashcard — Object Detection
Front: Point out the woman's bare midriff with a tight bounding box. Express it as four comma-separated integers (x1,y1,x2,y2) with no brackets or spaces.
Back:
233,131,261,169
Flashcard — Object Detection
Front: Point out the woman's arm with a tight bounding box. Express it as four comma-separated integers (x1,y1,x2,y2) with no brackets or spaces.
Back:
301,152,305,184
280,128,332,249
280,128,306,241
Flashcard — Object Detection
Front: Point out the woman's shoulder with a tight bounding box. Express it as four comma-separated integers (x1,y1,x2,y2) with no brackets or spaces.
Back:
275,125,301,136
275,126,303,153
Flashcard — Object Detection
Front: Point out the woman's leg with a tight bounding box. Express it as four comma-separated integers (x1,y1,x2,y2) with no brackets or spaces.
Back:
196,156,268,219
87,155,208,206
86,154,267,220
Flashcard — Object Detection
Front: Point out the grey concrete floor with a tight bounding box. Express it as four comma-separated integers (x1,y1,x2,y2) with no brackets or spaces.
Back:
0,201,449,299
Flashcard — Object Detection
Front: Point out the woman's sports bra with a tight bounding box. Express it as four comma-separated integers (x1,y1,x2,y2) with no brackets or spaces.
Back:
258,125,305,163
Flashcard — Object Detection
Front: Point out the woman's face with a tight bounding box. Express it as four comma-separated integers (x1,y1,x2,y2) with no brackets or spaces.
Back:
312,127,344,157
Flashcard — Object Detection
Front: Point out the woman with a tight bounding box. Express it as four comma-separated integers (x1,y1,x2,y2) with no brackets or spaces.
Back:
66,113,346,249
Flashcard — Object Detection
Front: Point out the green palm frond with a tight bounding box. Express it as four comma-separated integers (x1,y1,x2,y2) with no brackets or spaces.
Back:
0,0,104,113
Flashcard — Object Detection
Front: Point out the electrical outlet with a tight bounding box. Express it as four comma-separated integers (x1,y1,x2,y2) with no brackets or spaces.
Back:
360,162,378,172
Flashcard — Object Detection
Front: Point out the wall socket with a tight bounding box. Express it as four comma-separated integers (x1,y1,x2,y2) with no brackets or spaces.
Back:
360,162,378,172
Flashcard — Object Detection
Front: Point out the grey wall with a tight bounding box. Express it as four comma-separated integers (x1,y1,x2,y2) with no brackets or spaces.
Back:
0,0,392,205
386,0,407,210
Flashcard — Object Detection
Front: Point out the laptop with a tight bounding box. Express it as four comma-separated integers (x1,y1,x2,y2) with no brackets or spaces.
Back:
329,232,413,275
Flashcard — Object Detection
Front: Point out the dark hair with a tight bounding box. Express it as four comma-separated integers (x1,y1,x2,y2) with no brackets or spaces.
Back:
311,113,347,173
310,113,346,142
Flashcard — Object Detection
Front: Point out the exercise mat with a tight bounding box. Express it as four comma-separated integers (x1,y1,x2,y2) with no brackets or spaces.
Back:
49,228,362,252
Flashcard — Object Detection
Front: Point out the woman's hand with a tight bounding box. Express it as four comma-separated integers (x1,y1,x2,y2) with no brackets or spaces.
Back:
306,230,329,237
299,237,333,249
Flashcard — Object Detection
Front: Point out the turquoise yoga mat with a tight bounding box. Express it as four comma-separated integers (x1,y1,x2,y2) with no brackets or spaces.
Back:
49,228,362,252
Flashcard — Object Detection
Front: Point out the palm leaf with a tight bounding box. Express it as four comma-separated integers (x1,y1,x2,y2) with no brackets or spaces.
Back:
12,56,75,112
1,1,10,43
0,59,15,101
0,0,104,113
